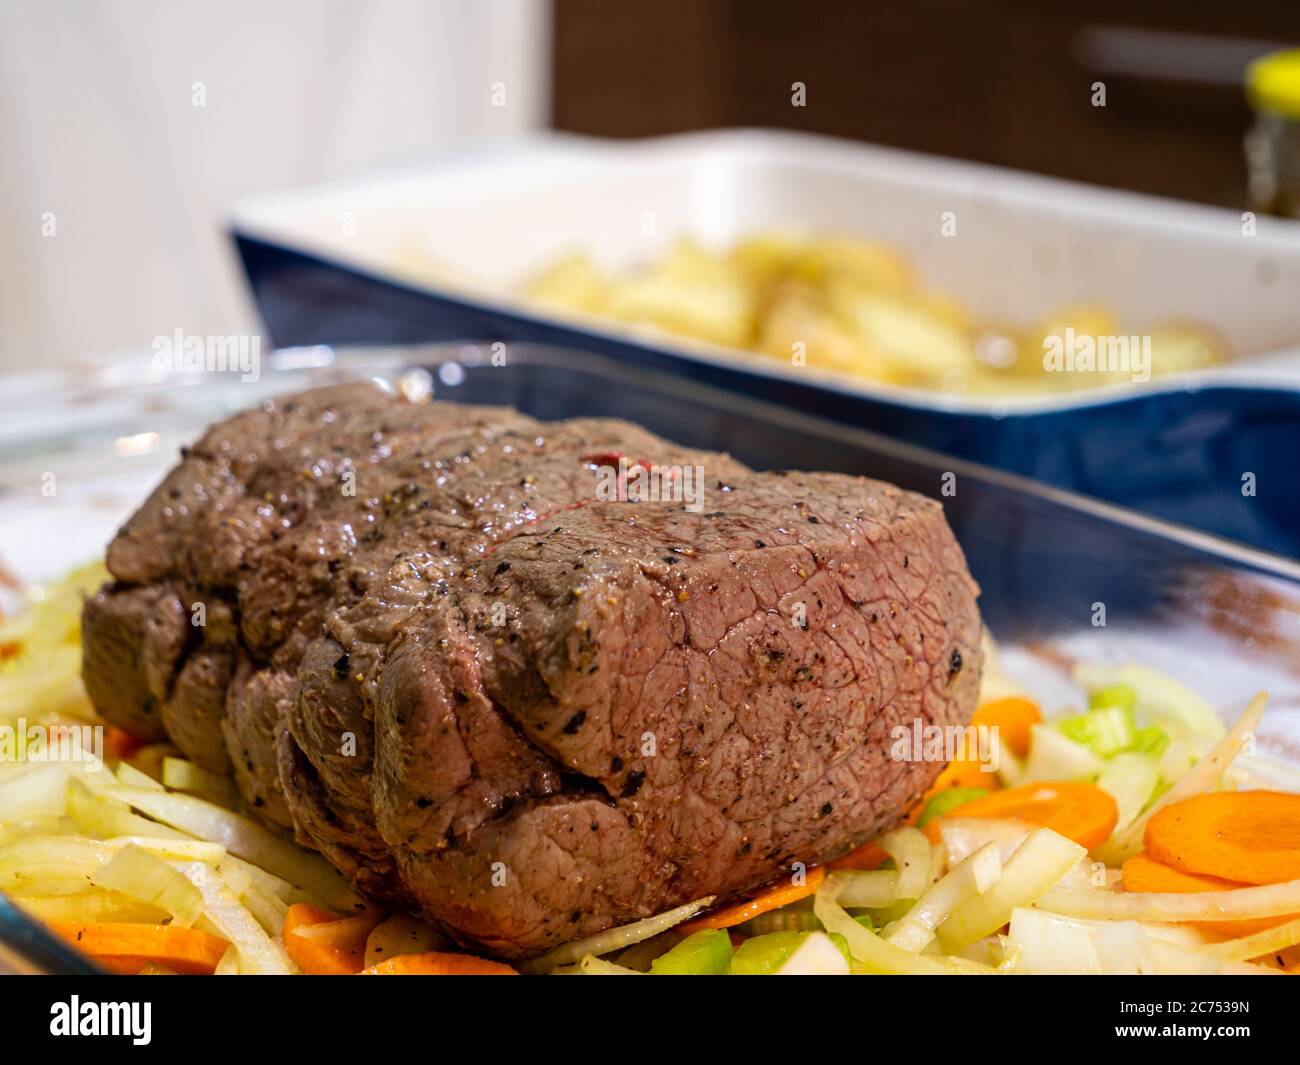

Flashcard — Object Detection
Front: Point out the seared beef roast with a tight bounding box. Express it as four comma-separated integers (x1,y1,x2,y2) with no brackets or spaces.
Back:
82,382,983,956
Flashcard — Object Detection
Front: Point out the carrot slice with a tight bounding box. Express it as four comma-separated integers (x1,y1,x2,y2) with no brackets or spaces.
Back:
1121,855,1300,939
1145,791,1300,886
973,697,1041,759
928,755,996,795
923,780,1118,849
48,921,229,975
103,726,145,762
828,841,889,871
360,951,518,975
677,867,826,933
907,697,1039,819
284,903,381,975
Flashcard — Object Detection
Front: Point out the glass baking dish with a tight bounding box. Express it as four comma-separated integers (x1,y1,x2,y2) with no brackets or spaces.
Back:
2,343,1297,974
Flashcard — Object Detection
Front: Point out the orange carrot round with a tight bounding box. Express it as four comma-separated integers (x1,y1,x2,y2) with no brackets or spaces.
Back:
924,780,1118,850
49,921,229,975
1145,790,1300,886
677,867,826,933
284,903,380,975
360,951,517,975
973,697,1041,759
908,698,1039,817
1121,854,1300,939
928,756,996,795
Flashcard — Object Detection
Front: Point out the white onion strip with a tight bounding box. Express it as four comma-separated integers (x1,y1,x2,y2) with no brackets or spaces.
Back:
878,827,932,899
1210,915,1300,962
1038,878,1300,923
886,842,1001,953
525,896,713,974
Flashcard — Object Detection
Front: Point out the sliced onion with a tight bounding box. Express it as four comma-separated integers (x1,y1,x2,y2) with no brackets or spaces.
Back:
813,887,992,974
1006,907,1261,975
940,818,1031,866
91,844,204,927
0,833,220,894
578,955,644,975
886,842,1002,953
240,882,290,936
1039,878,1300,923
936,828,1085,951
161,757,240,808
523,896,714,974
115,762,164,790
0,766,69,823
1210,915,1300,962
114,787,358,908
175,860,291,975
823,869,899,909
1095,691,1266,863
878,827,931,899
68,779,185,840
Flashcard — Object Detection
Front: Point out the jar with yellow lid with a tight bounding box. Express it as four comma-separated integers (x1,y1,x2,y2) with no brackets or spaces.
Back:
1245,49,1300,219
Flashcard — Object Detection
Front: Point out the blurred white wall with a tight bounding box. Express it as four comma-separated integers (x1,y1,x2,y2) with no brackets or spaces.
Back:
0,0,550,371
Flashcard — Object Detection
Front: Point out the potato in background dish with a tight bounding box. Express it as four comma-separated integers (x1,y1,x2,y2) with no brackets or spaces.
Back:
520,232,1228,395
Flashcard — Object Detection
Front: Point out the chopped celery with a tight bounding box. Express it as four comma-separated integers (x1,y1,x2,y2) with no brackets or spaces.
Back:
1131,726,1169,757
1022,723,1105,782
1088,683,1137,714
1096,751,1159,835
649,929,733,975
1074,663,1224,742
853,913,875,932
827,932,852,965
729,931,850,975
729,932,804,975
916,786,988,828
1057,705,1136,757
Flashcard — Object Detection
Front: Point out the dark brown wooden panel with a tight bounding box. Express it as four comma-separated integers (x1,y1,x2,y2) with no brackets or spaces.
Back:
552,0,1300,207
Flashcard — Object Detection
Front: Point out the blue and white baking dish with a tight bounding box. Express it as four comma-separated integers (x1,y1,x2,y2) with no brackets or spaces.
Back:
229,130,1300,557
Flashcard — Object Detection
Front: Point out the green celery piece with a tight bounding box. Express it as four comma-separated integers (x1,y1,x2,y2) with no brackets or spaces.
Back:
1089,683,1137,714
728,932,803,975
1058,705,1136,756
853,913,875,932
1131,725,1169,757
649,929,733,975
828,932,852,965
916,786,988,828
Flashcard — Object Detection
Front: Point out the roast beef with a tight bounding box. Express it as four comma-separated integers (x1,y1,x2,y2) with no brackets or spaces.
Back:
82,381,984,956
